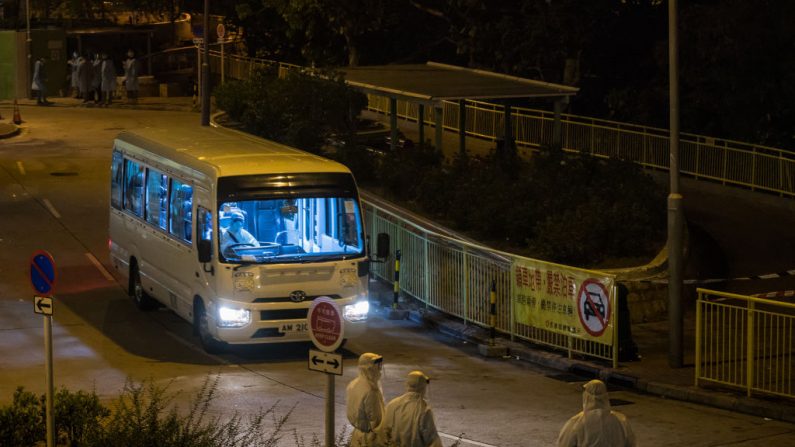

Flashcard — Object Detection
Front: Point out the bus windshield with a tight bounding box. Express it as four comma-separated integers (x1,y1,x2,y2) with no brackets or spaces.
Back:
218,197,364,264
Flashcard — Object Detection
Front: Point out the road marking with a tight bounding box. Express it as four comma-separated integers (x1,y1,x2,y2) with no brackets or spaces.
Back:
439,432,498,447
163,329,231,365
16,161,25,175
42,198,61,219
84,253,114,281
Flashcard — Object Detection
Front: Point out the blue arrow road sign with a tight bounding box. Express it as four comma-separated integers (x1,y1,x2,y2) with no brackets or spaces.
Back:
30,250,57,296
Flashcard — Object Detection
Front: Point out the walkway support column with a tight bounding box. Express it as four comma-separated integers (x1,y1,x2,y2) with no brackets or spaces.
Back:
390,97,398,152
147,33,152,75
503,103,514,156
434,104,443,153
418,104,425,146
553,97,567,149
458,99,466,155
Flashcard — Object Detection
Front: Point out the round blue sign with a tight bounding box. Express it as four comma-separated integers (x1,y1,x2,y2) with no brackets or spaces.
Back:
29,250,57,296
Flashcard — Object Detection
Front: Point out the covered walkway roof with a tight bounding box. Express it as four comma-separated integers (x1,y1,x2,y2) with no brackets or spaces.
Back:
339,61,578,103
338,62,578,153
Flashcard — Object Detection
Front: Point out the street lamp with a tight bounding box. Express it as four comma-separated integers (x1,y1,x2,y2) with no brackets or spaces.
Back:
201,0,210,126
26,0,32,100
668,0,684,368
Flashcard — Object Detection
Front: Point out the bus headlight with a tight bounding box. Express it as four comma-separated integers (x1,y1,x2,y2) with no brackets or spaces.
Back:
218,306,251,328
343,300,369,322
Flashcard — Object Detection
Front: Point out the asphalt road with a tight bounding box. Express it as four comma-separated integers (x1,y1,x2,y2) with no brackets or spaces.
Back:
0,105,794,446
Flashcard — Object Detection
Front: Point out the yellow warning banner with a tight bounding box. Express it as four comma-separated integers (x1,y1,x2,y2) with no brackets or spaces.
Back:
512,259,614,342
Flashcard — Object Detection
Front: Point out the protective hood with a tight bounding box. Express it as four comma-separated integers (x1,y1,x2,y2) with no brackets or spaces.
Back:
406,370,429,396
582,379,611,412
358,352,383,386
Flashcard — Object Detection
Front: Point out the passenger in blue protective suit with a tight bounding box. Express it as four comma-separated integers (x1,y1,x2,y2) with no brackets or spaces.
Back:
557,379,636,447
380,371,442,447
346,353,385,447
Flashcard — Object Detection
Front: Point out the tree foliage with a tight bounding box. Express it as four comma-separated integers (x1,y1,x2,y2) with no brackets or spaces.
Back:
214,68,367,155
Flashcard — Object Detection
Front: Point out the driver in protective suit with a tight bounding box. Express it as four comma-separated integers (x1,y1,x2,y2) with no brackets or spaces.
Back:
379,370,442,447
346,353,385,447
221,212,259,255
557,379,636,447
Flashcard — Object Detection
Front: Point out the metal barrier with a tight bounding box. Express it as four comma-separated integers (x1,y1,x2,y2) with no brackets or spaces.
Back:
365,95,795,198
364,202,618,367
695,288,795,399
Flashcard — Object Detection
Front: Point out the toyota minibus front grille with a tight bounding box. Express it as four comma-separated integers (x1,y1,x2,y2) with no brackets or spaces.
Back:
260,309,308,320
252,294,341,303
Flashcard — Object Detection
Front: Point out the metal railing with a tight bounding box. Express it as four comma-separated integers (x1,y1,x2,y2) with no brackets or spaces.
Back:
365,96,795,198
696,288,795,399
364,201,618,366
201,50,795,197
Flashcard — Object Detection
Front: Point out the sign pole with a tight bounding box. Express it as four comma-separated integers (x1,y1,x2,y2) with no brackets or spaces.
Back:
29,250,58,447
44,315,54,447
325,373,334,447
307,297,345,447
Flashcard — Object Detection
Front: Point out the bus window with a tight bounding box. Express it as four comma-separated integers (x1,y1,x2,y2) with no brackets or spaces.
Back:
124,159,144,217
169,180,193,243
145,168,169,230
198,206,213,253
110,150,123,209
218,197,363,263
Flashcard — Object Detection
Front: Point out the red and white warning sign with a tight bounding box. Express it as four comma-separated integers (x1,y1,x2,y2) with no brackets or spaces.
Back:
308,296,344,352
576,279,611,337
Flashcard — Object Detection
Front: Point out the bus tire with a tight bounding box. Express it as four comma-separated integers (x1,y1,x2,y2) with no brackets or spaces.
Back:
195,301,227,354
129,264,157,311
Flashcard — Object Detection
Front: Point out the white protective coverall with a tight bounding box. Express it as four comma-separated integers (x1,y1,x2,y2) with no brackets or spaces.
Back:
346,353,385,447
380,371,442,447
557,379,636,447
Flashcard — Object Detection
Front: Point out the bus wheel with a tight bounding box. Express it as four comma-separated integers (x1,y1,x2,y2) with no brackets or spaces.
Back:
195,301,227,354
130,265,156,311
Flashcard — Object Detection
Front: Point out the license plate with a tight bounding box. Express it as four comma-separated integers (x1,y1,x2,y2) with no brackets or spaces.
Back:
280,323,308,333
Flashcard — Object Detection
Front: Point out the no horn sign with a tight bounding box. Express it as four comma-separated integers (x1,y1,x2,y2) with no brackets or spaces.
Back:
577,279,610,337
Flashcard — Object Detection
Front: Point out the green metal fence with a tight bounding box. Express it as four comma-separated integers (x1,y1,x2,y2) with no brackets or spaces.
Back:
364,201,618,366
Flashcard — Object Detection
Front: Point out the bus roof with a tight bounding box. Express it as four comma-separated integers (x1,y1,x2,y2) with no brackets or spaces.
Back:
115,126,352,178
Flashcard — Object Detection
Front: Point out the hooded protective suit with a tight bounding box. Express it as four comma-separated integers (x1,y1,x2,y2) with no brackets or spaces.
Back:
346,353,385,447
380,371,442,447
557,380,636,447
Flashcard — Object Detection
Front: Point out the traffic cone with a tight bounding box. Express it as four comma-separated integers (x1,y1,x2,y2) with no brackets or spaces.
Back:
12,99,22,125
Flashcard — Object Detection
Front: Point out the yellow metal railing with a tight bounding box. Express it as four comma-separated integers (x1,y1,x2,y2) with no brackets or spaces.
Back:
696,289,795,399
366,95,795,198
364,201,618,366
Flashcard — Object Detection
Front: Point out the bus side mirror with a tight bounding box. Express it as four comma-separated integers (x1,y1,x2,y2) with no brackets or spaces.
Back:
375,233,390,260
198,240,212,263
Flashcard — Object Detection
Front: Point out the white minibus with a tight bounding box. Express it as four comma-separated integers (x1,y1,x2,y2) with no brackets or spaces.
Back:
109,126,375,353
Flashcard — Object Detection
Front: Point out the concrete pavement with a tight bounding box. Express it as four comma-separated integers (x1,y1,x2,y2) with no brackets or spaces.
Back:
3,94,794,427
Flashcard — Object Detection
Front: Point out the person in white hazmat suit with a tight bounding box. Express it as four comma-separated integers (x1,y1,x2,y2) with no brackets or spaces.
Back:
557,379,636,447
380,371,442,447
346,353,385,447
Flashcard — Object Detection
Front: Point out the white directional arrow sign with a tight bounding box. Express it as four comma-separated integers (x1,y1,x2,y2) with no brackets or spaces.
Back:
34,296,53,316
308,349,343,375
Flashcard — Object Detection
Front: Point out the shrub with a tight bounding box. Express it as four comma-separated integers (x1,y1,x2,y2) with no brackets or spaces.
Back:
0,375,294,447
0,387,43,447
